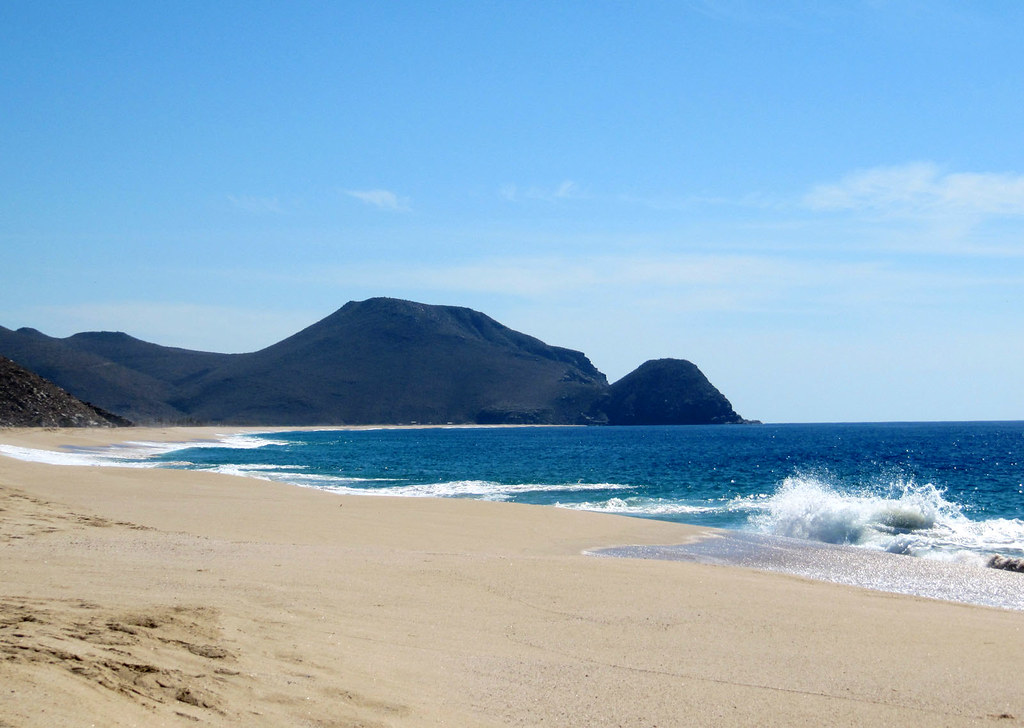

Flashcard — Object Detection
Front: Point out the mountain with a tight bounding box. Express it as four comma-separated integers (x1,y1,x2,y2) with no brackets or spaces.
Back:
0,299,610,425
0,298,751,426
0,355,131,427
166,298,609,425
0,325,225,422
604,358,745,425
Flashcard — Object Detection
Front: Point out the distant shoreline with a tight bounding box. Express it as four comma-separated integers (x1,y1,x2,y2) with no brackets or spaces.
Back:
0,422,570,453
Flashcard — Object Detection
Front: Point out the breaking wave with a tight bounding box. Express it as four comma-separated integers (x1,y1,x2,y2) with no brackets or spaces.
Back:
556,495,758,518
750,470,1024,560
318,479,635,501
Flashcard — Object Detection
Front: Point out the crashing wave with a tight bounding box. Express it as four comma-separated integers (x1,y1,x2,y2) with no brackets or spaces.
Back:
745,470,1024,561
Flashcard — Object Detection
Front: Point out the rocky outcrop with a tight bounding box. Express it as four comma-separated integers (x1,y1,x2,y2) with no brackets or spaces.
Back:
988,554,1024,574
0,355,131,427
603,358,745,426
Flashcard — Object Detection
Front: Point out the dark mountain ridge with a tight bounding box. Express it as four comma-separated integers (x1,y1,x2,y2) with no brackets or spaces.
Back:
0,325,189,422
0,298,747,426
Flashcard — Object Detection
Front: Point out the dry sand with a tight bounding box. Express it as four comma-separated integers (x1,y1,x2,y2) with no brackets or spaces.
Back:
1,426,1022,727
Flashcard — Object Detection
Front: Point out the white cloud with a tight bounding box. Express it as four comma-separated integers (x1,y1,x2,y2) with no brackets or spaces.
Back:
803,162,1024,216
553,180,581,198
500,179,584,203
344,188,411,212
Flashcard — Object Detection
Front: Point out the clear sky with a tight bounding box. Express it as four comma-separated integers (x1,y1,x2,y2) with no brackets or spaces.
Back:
2,1,1022,423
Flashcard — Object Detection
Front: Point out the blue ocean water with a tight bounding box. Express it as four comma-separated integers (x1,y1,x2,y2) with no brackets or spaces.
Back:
135,421,1024,564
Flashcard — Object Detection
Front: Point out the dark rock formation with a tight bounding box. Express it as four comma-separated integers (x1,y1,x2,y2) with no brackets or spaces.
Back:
604,358,744,426
0,355,131,427
988,554,1024,574
0,300,751,427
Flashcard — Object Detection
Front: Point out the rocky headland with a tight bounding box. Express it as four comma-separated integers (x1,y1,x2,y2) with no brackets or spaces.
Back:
0,298,749,427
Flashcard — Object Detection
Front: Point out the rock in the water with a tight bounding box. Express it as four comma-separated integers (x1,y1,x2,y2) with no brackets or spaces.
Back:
988,554,1024,573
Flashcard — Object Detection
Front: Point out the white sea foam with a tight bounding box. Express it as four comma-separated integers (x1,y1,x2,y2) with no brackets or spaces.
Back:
0,432,289,470
750,471,1024,560
316,480,634,501
213,434,292,449
0,444,125,467
0,443,171,468
74,434,285,462
557,492,768,518
557,496,720,516
110,434,290,458
203,466,378,484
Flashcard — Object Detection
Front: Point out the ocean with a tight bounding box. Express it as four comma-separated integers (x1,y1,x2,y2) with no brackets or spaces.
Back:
5,421,1023,609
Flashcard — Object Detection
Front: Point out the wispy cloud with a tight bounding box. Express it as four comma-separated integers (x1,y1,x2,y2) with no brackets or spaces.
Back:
552,180,581,199
344,188,411,212
301,252,1011,319
500,180,584,203
803,163,1024,217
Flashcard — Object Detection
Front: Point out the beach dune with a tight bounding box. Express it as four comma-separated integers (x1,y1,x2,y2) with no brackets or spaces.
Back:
1,427,1022,727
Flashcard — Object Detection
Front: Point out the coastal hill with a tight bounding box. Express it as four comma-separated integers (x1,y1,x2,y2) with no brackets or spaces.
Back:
604,358,746,426
165,298,609,425
0,327,235,422
0,354,130,427
0,298,747,426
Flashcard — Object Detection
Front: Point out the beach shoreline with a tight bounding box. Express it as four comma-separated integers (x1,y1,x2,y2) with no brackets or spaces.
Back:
2,426,1023,726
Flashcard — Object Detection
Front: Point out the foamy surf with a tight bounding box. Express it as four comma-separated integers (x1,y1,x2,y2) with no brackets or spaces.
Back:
319,480,636,501
748,470,1024,561
0,443,158,468
0,433,291,469
556,496,743,517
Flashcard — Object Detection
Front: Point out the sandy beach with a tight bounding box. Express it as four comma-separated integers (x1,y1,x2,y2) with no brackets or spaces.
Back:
1,427,1022,727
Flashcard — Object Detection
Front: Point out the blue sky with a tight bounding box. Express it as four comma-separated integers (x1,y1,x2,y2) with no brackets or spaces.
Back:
2,1,1023,423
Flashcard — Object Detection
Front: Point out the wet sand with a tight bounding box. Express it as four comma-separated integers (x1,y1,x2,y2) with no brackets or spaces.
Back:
595,532,1024,610
2,426,1023,726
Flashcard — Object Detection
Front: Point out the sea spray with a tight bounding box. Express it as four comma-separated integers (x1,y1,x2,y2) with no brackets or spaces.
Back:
746,469,1023,559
